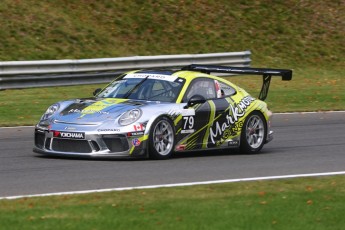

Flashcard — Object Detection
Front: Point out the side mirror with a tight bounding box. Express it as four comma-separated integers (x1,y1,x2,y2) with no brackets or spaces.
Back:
93,88,102,96
186,94,206,108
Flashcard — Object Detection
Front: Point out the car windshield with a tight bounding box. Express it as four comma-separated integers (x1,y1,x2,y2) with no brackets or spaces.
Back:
96,73,185,102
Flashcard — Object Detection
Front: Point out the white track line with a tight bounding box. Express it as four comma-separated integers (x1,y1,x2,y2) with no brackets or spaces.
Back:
1,171,345,200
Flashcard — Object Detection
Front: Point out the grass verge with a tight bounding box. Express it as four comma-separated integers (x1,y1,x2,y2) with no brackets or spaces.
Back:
1,175,344,230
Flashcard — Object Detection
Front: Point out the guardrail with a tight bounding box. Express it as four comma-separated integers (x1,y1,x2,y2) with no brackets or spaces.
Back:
0,51,251,90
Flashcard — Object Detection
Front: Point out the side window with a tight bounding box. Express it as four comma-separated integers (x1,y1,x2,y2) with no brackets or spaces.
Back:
183,78,216,102
219,81,236,97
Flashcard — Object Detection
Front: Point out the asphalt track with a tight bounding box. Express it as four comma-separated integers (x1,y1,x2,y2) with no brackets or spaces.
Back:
0,112,344,198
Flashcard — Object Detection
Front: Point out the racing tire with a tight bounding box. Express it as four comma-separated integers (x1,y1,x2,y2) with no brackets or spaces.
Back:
240,111,267,154
149,116,175,160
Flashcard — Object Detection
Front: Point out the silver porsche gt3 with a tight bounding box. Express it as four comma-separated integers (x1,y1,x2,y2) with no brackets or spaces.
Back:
33,64,292,159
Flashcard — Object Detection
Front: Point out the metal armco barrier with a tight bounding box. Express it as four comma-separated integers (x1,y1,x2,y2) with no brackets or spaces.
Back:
0,51,251,90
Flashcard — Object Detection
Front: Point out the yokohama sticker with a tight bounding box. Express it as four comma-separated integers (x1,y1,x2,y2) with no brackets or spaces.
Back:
53,131,85,139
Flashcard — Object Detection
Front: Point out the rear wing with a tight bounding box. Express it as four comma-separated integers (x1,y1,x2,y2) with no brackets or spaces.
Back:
182,64,292,101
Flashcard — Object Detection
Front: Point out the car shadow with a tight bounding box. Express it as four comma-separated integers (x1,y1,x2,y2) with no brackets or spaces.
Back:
34,148,273,161
172,147,274,159
34,154,145,162
171,149,241,159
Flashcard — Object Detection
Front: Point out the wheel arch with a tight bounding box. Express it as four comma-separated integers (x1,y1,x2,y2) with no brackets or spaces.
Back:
146,114,176,159
239,109,268,154
144,112,176,136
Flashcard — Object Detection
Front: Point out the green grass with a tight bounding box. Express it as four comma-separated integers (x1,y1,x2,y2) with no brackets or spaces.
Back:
0,84,105,126
1,176,344,230
0,0,344,68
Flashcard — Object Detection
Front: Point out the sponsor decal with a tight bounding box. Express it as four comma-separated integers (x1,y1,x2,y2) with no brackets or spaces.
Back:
127,131,144,137
228,140,239,147
181,129,195,134
68,109,109,115
64,126,76,130
97,129,120,132
209,96,254,145
133,124,144,131
132,138,141,147
124,73,177,82
53,131,85,139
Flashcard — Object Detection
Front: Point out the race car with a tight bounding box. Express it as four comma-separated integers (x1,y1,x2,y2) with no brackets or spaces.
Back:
33,64,292,159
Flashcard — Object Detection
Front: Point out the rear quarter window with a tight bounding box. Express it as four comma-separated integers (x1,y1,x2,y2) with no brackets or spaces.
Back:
219,81,236,96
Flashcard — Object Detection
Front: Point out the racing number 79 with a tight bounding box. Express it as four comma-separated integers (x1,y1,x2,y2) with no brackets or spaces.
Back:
183,116,194,130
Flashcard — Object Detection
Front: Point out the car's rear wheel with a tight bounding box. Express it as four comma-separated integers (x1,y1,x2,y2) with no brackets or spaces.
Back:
149,117,175,160
240,111,267,154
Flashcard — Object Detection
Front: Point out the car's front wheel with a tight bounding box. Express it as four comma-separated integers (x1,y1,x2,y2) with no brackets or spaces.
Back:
149,117,175,160
240,111,267,154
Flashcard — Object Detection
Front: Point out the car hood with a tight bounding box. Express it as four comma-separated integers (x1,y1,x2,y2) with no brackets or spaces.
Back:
55,98,146,123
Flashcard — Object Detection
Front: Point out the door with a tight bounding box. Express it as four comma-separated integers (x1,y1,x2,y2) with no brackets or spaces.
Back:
176,78,239,151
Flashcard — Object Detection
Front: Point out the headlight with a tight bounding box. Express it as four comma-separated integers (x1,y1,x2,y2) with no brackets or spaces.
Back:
41,103,60,120
118,109,142,126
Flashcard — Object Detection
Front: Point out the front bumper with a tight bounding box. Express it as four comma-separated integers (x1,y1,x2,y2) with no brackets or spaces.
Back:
33,128,147,158
265,110,274,144
266,130,274,143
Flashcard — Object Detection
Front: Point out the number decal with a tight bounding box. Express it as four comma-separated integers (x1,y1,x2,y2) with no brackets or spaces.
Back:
182,116,195,134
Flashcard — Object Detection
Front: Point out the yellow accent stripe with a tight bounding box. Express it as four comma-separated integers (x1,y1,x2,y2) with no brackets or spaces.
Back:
202,100,216,148
186,135,199,150
174,114,182,126
178,126,203,146
79,98,128,118
129,134,149,155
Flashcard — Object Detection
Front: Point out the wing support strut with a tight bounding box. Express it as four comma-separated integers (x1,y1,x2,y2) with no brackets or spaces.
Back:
259,74,271,101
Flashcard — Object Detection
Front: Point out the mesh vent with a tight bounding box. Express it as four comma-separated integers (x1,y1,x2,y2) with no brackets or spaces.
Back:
35,132,45,148
103,135,129,152
52,139,92,153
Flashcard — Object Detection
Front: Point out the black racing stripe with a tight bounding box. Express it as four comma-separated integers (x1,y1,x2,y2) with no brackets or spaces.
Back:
186,102,211,150
212,98,231,109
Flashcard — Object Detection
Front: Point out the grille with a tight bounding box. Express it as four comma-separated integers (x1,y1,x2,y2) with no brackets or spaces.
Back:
45,138,51,149
52,139,92,153
90,141,100,152
103,135,129,152
35,132,45,148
